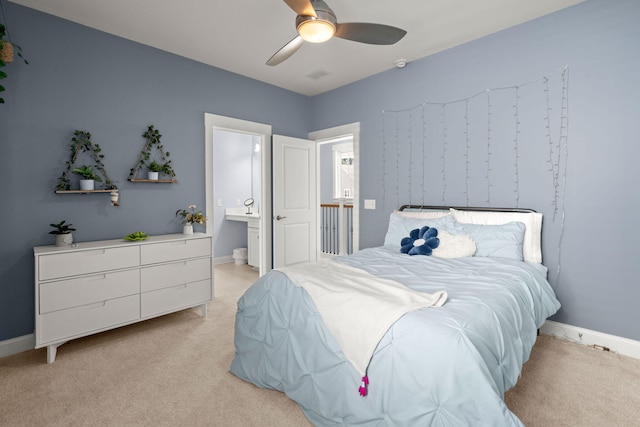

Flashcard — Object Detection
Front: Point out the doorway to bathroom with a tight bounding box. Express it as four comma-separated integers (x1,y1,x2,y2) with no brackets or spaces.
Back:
205,113,272,277
205,114,359,274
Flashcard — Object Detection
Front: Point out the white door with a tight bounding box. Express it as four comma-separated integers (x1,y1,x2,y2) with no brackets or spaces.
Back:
273,135,317,268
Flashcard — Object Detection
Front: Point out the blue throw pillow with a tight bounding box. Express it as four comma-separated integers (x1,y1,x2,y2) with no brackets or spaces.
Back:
384,213,456,246
400,226,440,256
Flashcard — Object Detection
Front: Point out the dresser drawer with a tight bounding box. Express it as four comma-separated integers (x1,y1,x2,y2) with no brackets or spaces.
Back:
38,246,140,281
141,279,211,318
39,269,139,314
38,294,140,345
140,258,211,293
140,237,211,265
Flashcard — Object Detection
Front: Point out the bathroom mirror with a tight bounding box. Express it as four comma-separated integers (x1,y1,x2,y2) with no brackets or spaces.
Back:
244,197,254,214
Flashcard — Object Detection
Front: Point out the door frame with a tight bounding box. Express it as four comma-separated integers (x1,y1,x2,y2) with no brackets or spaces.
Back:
309,122,360,254
204,113,273,276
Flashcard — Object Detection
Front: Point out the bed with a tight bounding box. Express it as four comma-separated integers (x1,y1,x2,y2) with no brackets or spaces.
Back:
230,206,561,426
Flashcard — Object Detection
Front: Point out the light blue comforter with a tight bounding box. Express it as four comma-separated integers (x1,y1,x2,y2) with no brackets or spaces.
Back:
230,246,561,426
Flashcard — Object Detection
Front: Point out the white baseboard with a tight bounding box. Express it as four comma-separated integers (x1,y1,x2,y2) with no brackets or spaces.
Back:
541,320,640,360
0,334,35,359
213,255,233,265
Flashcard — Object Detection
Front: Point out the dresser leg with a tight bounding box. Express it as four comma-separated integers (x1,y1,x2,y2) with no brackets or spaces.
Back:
200,303,207,318
46,341,67,364
47,344,58,364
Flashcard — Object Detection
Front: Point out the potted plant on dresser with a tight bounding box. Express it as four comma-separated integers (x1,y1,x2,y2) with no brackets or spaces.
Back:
176,204,207,234
49,221,75,247
72,165,102,190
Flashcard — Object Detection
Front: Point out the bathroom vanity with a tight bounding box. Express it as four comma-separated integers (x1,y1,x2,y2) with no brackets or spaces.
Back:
225,208,260,268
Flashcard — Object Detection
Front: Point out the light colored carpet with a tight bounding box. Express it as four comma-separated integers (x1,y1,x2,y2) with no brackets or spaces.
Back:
1,263,639,426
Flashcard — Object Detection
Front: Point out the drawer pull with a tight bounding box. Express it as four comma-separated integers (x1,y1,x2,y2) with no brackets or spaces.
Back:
170,240,188,246
84,301,107,309
84,249,106,256
88,274,108,281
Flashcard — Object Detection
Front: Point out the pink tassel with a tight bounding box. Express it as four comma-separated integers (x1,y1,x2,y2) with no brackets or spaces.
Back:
359,375,369,396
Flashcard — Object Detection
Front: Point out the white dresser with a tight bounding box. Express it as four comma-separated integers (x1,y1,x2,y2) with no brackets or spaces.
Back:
34,233,213,363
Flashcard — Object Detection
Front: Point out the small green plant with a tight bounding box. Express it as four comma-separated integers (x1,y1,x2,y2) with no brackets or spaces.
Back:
72,165,103,182
148,159,175,176
49,220,76,235
147,160,163,172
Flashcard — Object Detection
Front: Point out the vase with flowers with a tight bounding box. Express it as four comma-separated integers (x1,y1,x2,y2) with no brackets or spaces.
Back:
176,204,206,234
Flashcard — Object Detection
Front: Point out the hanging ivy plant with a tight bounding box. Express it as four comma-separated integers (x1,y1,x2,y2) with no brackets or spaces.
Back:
128,125,177,181
0,21,28,104
56,130,118,190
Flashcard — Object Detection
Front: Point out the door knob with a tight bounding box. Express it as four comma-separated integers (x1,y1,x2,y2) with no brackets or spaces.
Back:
275,215,287,221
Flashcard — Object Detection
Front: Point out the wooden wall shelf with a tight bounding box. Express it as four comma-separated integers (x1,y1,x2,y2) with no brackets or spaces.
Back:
128,179,177,183
55,190,114,194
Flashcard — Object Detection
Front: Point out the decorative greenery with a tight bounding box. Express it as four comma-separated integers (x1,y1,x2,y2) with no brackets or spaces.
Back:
176,204,207,225
49,220,76,235
0,21,28,104
124,231,149,241
147,160,163,172
146,159,174,175
129,125,176,180
56,130,118,190
72,165,103,182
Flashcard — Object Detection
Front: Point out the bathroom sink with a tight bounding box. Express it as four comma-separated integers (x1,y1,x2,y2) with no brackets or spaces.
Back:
225,208,260,223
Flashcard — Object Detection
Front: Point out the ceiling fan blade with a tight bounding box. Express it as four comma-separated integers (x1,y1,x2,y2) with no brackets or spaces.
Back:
283,0,317,17
266,35,305,66
335,22,407,45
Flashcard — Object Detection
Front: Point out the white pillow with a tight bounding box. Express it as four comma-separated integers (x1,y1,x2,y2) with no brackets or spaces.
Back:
432,230,476,259
394,209,450,219
449,208,543,263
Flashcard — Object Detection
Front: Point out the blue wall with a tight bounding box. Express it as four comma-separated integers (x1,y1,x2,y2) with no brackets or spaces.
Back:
2,0,639,345
0,4,309,341
310,0,640,341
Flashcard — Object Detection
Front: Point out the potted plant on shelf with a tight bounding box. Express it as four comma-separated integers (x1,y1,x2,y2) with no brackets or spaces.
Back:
49,220,76,247
146,159,174,180
176,204,207,235
72,165,102,191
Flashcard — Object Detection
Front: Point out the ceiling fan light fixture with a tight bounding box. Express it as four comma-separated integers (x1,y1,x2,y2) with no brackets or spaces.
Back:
297,17,335,43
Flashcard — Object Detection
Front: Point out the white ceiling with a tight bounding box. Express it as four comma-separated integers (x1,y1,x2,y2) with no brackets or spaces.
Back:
9,0,585,96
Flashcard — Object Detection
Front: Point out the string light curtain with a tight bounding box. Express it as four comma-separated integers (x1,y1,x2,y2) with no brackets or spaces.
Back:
381,66,569,284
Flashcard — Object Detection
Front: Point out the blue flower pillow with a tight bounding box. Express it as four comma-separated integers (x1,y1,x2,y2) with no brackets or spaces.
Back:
384,213,456,246
400,226,440,256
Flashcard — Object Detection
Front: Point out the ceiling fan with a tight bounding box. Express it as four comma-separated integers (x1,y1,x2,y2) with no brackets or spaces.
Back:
266,0,407,66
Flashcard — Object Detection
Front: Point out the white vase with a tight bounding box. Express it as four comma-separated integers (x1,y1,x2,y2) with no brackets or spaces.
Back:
183,224,193,235
148,171,159,180
79,179,95,191
55,233,73,247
